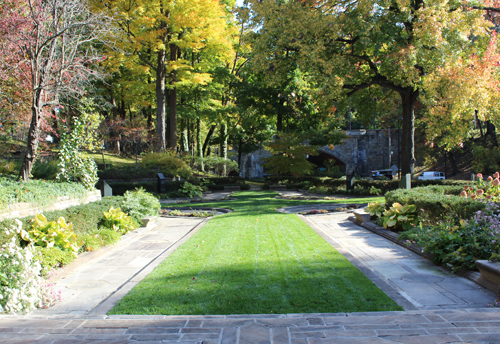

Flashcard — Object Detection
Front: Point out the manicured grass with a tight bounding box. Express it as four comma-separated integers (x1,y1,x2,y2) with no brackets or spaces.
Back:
109,191,400,315
83,152,138,168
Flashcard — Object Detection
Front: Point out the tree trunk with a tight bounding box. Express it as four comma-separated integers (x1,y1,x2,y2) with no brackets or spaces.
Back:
52,109,60,144
167,44,178,151
168,87,177,151
203,124,216,157
196,117,204,172
180,118,189,153
277,98,285,132
156,50,166,152
238,137,243,175
399,88,418,176
486,121,498,147
145,105,153,131
20,104,42,181
448,151,460,176
220,122,228,176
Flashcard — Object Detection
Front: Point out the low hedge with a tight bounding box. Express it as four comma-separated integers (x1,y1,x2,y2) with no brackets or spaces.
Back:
0,196,126,238
98,167,165,181
0,176,89,212
108,182,156,196
197,176,245,185
108,181,185,196
385,186,484,223
264,175,471,196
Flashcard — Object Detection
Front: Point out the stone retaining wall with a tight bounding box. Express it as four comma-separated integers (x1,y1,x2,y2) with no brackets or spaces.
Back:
0,190,101,221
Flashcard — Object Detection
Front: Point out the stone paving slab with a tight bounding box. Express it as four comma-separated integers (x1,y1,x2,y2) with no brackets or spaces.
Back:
2,308,500,343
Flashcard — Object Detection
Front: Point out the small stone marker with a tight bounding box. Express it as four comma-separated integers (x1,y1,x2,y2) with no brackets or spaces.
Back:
157,173,166,194
399,173,411,189
346,174,355,190
353,209,370,223
100,180,113,197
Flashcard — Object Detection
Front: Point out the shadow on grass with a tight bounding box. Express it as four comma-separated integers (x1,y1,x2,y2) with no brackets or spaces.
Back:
109,258,403,316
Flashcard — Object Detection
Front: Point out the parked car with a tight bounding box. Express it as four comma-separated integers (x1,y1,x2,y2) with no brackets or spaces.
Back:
371,170,394,180
417,171,445,180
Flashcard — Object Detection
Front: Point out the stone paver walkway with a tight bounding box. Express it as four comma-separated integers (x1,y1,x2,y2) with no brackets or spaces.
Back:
301,213,497,311
1,193,500,343
35,216,207,317
1,308,500,343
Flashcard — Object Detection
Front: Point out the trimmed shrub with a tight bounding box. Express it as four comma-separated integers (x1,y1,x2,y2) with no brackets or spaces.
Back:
240,184,251,190
385,186,484,223
141,152,192,178
98,167,156,181
121,188,161,222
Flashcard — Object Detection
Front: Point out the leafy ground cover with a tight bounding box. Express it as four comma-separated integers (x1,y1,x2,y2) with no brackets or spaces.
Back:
109,191,401,315
0,176,89,211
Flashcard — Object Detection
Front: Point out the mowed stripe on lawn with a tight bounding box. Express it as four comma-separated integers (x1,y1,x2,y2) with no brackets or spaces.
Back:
109,192,401,315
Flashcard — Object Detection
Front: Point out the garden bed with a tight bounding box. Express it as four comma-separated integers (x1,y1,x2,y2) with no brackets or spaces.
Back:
349,216,500,293
277,203,367,215
160,207,232,217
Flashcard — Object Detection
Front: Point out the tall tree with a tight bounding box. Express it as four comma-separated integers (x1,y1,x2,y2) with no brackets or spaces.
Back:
249,0,494,175
0,0,112,180
101,0,234,151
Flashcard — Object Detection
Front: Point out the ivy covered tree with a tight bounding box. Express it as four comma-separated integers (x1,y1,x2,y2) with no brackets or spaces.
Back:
57,99,102,189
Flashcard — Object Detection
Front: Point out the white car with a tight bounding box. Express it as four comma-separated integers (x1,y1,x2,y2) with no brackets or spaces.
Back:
418,171,445,180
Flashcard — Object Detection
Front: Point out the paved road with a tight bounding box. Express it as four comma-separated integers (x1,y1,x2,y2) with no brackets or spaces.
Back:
1,192,499,343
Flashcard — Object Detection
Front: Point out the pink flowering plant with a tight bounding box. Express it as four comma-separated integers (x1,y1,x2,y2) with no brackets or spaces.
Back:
460,172,500,201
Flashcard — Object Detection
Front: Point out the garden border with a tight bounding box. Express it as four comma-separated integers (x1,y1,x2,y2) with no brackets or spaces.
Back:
348,216,500,293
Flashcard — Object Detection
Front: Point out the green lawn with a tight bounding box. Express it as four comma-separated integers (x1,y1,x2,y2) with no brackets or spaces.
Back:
83,152,138,168
109,191,401,315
